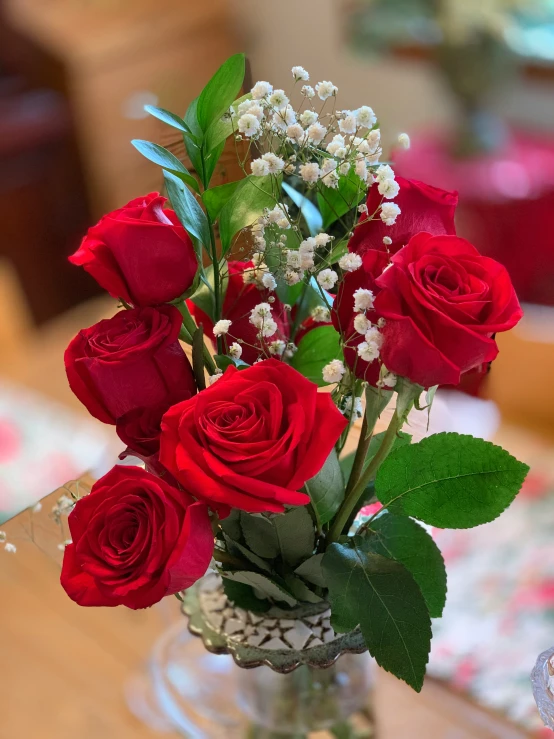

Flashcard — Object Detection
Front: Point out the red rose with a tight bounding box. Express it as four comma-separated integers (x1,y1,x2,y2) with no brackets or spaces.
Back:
334,234,523,388
70,193,198,306
159,359,347,514
60,466,213,609
348,177,458,256
116,405,165,459
189,261,290,364
65,305,196,424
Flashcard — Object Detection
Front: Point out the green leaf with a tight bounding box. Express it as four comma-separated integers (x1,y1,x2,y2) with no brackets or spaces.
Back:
214,354,250,371
366,513,447,618
204,138,226,187
131,140,200,193
188,265,216,319
184,97,205,184
191,326,206,391
294,553,326,588
163,171,209,253
219,508,241,540
202,180,243,221
375,432,529,529
340,431,412,484
365,385,393,436
143,105,194,137
196,53,246,132
240,513,280,559
230,540,273,574
304,449,344,527
290,325,343,387
205,92,251,153
273,507,315,567
282,182,323,236
284,574,323,603
218,175,277,255
222,578,270,613
317,172,366,230
322,538,431,691
222,571,297,607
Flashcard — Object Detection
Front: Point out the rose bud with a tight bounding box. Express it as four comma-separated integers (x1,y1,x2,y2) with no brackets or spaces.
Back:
188,261,289,364
60,466,214,609
160,359,347,515
64,305,196,424
348,177,458,257
69,193,198,306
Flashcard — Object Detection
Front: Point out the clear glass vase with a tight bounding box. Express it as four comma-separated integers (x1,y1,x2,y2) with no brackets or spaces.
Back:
127,620,375,738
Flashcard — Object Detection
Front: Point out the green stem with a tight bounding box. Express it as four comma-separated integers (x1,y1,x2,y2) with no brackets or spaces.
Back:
212,548,244,569
206,211,223,355
177,301,216,374
328,407,404,543
344,414,371,498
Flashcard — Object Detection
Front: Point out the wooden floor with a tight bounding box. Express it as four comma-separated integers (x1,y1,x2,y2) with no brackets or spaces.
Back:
0,265,538,738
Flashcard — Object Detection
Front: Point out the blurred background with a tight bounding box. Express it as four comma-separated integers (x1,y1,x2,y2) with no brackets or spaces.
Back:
1,0,554,737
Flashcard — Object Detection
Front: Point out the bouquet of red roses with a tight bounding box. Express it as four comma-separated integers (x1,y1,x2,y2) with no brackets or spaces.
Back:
61,55,528,691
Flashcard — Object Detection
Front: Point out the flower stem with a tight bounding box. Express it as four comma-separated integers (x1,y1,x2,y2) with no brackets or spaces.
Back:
328,407,404,543
177,301,216,374
212,548,244,569
344,413,371,497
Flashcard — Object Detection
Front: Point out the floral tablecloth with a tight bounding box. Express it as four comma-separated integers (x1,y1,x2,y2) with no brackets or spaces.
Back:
429,426,554,735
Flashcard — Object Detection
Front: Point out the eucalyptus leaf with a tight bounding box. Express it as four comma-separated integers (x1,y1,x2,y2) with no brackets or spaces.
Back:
375,432,529,529
219,175,277,255
366,512,447,618
163,171,209,253
222,571,297,607
304,449,344,527
282,182,323,236
196,53,246,132
273,507,315,567
290,325,343,387
322,538,431,691
131,140,200,193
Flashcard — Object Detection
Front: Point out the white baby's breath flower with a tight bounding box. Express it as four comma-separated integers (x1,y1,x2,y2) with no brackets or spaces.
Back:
209,369,224,385
299,238,316,269
300,110,318,127
262,273,277,291
286,123,305,144
354,313,372,335
238,101,264,121
376,164,395,183
365,326,384,348
286,250,302,269
299,162,321,184
292,65,309,81
251,81,273,99
259,317,278,338
261,153,285,174
314,232,332,247
339,253,363,272
268,339,286,355
365,150,381,165
378,179,400,199
397,132,411,149
322,359,346,384
341,395,363,419
320,159,339,188
326,134,345,156
380,202,401,226
383,236,393,245
301,85,315,98
316,80,338,101
357,340,380,363
307,123,327,145
4,542,16,553
284,269,303,286
213,319,232,337
251,158,270,177
339,161,351,176
238,114,260,137
311,305,331,322
356,106,377,129
353,287,375,312
0,532,6,543
249,302,272,326
269,89,289,111
284,163,296,175
339,114,357,135
378,371,397,388
358,203,368,214
355,159,368,182
272,105,297,131
317,268,339,290
229,343,242,360
366,129,381,152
